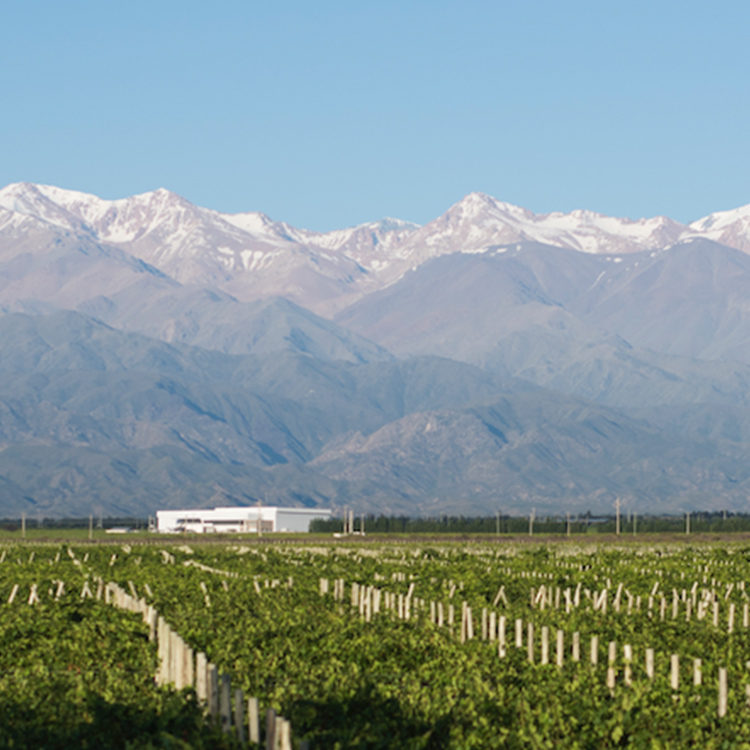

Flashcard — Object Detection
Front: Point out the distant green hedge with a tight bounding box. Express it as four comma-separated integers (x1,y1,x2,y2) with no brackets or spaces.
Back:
310,512,750,535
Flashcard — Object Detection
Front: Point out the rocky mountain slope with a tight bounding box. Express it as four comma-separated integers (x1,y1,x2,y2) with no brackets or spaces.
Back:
3,183,750,517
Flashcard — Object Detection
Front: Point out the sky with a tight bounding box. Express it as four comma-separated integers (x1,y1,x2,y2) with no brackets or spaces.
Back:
2,0,749,231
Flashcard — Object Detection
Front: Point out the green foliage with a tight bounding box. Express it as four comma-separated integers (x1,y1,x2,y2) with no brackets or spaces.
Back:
5,540,750,747
0,557,240,750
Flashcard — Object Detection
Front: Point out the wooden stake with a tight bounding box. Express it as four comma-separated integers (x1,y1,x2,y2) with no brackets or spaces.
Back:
196,652,207,704
527,622,534,664
718,668,727,718
623,644,632,686
670,654,679,691
541,626,549,665
248,697,260,744
278,717,292,750
590,636,598,666
208,664,219,720
234,688,245,743
27,584,39,605
572,632,580,662
556,630,564,668
608,641,617,668
266,708,277,750
184,643,194,689
220,673,232,733
693,658,702,687
646,649,655,680
606,666,616,693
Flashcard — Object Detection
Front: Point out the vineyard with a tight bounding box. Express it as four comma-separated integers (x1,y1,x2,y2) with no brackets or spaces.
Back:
3,540,750,748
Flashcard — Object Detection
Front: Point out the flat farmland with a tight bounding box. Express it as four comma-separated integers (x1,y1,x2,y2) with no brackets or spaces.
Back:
3,537,750,748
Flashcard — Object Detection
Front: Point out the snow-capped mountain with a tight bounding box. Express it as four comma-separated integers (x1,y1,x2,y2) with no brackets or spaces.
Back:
7,182,750,517
0,183,421,312
404,191,686,255
2,181,750,314
688,205,750,254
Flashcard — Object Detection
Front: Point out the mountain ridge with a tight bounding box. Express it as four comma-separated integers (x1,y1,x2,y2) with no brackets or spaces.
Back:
4,183,750,517
3,182,750,315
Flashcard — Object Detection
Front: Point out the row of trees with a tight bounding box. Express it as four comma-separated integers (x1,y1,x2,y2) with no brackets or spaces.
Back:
310,511,750,535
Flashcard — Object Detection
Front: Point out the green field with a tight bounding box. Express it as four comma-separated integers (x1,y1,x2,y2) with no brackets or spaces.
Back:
3,538,750,748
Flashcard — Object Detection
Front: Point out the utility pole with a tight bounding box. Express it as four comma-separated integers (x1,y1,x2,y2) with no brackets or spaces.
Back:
89,515,93,541
21,512,26,540
529,508,535,537
566,512,571,538
615,498,621,536
686,511,690,535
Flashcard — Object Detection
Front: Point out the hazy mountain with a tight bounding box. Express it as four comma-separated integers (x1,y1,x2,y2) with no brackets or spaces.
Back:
309,392,750,515
4,183,750,517
568,239,750,362
335,241,750,406
0,216,391,363
0,310,546,516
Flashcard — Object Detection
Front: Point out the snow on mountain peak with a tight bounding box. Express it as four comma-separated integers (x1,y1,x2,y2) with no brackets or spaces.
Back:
689,203,750,232
5,181,750,314
687,203,750,253
453,192,531,222
0,182,94,233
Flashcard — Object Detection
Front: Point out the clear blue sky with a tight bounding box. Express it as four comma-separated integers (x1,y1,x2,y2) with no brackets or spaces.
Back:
2,1,749,230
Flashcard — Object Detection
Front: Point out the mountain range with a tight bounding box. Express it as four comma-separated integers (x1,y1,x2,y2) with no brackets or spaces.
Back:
2,182,750,518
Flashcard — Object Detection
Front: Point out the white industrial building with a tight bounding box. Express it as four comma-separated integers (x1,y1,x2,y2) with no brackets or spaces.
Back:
155,506,332,534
